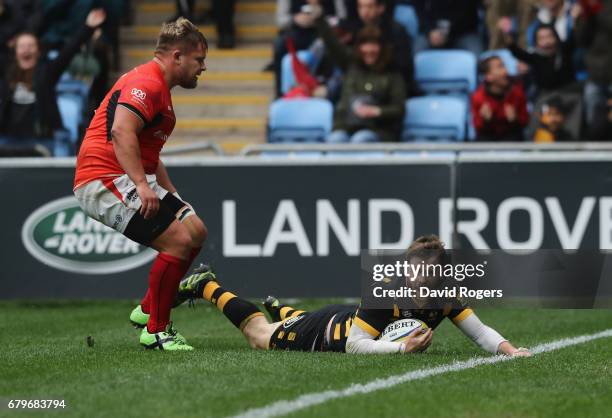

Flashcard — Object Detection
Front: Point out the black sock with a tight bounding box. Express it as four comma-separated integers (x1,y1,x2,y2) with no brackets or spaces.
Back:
202,282,263,330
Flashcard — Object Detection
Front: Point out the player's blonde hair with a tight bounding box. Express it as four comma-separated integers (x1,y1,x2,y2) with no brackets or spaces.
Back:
155,17,208,54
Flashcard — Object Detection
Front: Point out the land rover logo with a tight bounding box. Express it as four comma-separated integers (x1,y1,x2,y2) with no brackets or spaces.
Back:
22,196,156,274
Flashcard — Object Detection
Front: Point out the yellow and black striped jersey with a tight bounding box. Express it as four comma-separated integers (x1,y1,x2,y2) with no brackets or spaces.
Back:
267,299,472,353
323,308,357,352
353,298,472,340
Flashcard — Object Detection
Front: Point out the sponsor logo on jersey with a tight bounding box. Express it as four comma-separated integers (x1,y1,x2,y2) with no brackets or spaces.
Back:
282,314,305,329
22,196,156,274
125,189,138,202
131,88,146,101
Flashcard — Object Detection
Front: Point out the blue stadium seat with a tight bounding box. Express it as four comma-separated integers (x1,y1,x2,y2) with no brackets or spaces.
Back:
57,94,83,145
480,49,519,76
280,50,321,95
56,73,90,98
56,73,89,150
402,96,467,142
394,4,419,38
268,98,333,143
414,50,477,95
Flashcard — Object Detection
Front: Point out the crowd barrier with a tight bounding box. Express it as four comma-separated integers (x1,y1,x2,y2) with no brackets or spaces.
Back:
2,149,611,298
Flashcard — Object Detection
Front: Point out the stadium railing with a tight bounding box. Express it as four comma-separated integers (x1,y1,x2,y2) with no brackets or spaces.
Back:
240,142,612,157
160,141,225,156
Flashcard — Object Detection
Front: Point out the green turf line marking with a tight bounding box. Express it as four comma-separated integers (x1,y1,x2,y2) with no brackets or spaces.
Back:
229,328,612,418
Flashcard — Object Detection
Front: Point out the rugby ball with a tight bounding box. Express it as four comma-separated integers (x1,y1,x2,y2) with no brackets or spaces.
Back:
378,319,428,343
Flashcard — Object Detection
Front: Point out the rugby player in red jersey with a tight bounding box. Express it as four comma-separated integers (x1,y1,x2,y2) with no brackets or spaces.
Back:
73,18,208,350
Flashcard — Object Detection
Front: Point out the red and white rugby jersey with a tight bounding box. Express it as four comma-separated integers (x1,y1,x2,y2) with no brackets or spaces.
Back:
74,60,176,189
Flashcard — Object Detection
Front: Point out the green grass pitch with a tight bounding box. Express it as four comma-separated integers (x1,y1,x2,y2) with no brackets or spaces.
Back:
1,300,611,418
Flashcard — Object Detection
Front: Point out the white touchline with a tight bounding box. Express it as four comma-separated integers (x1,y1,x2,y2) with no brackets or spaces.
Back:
229,328,612,418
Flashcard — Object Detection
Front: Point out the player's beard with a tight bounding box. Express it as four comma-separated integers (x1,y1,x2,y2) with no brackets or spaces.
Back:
180,73,199,89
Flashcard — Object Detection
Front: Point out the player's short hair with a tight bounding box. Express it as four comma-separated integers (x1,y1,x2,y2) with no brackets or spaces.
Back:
406,235,445,264
155,17,208,55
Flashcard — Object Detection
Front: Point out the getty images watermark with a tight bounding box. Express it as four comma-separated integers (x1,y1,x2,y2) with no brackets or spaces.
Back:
361,249,612,310
371,258,503,300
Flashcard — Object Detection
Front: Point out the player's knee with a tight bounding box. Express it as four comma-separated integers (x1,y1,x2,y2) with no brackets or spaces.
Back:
190,217,208,246
245,334,268,350
166,224,192,257
175,229,193,251
243,319,273,350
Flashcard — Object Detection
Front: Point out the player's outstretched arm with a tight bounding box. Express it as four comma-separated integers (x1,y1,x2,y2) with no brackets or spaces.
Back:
111,106,159,219
452,310,532,357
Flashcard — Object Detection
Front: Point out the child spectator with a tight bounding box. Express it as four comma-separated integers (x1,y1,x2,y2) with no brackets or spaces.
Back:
317,25,406,142
471,55,529,141
0,8,106,154
505,24,575,97
533,95,573,142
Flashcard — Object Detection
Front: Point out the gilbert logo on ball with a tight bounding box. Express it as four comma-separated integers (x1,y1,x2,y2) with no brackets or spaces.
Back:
378,319,428,342
21,196,156,274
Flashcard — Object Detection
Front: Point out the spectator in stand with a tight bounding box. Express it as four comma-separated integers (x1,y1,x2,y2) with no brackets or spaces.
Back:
276,0,293,31
173,0,236,48
471,55,529,141
36,0,123,115
0,1,26,61
533,95,573,142
530,0,574,45
504,24,575,96
0,8,106,155
411,0,484,56
311,18,405,142
485,0,537,49
342,0,394,36
0,1,44,65
271,0,347,97
213,0,237,48
261,0,295,72
575,0,612,141
336,0,415,95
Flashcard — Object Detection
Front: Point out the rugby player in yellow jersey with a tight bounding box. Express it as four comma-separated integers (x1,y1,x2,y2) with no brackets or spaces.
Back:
171,235,532,356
